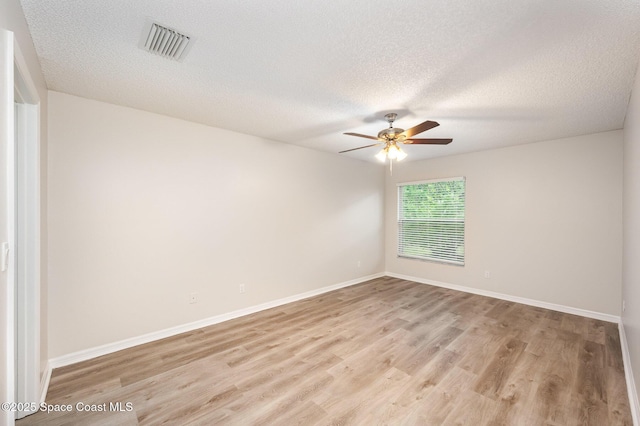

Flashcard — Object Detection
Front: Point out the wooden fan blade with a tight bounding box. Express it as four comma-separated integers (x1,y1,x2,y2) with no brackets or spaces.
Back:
404,138,453,145
401,120,439,138
343,132,380,141
339,143,383,153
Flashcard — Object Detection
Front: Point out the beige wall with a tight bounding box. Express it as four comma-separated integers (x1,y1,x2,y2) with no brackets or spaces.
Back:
47,90,626,358
47,91,385,358
0,0,49,380
385,131,623,316
623,55,640,413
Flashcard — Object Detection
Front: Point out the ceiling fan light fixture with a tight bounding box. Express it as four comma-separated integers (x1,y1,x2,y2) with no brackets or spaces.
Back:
387,144,400,160
375,149,387,162
396,147,407,161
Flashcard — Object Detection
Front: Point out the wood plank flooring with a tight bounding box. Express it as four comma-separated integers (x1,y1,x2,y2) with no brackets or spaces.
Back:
17,277,632,425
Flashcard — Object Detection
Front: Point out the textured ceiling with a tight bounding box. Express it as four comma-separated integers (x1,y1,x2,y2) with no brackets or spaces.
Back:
20,0,640,162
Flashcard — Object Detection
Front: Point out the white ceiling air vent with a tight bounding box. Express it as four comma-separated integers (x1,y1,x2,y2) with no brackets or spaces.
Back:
142,22,192,61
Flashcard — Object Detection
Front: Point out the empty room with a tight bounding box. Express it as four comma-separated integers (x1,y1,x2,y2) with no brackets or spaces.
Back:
2,0,640,425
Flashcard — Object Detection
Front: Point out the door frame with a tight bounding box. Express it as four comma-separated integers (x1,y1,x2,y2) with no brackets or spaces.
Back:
1,29,41,423
13,36,41,420
1,27,16,426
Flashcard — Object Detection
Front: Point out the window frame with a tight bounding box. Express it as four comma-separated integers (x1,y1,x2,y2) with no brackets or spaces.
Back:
397,176,466,266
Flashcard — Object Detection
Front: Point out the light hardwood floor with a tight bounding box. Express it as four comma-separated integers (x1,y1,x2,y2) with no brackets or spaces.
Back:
18,277,632,425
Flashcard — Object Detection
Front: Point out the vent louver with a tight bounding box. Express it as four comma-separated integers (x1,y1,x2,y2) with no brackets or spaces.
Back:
143,22,191,61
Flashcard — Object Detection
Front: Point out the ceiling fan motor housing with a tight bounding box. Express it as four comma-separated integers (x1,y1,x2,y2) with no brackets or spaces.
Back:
378,127,406,141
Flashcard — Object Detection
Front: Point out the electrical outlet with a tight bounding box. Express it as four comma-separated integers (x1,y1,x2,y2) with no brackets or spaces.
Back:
239,284,246,294
484,271,491,279
189,292,198,304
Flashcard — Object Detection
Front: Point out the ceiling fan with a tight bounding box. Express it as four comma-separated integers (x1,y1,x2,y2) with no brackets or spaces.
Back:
340,113,452,165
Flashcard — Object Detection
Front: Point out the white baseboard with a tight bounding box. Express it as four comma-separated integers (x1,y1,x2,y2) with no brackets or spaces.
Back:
619,322,640,426
385,272,621,323
48,272,385,369
39,361,51,404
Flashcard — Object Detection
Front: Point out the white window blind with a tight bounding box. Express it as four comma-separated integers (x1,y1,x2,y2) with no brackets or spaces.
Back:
397,177,465,265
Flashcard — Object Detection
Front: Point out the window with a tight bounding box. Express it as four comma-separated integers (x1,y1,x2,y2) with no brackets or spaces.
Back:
397,177,465,265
